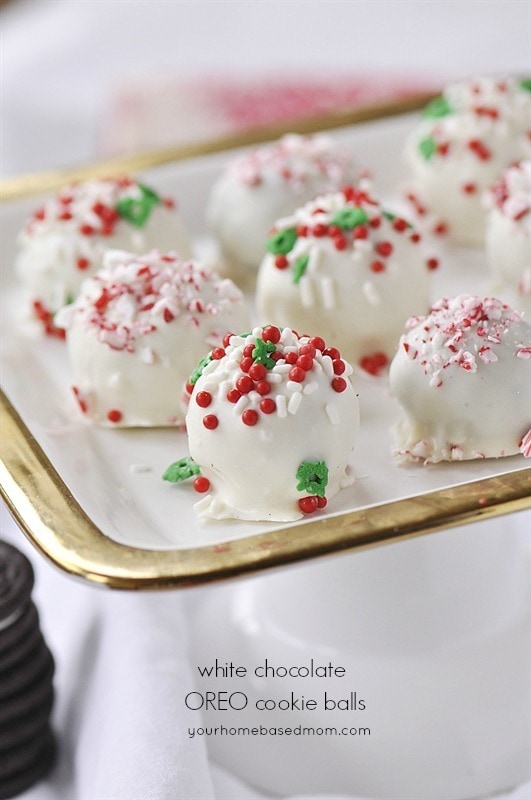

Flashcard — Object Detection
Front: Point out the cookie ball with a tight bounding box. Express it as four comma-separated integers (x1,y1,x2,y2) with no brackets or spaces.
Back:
206,133,358,281
56,250,251,427
404,76,531,244
16,176,192,335
182,326,360,521
389,295,531,463
256,185,435,376
485,160,531,311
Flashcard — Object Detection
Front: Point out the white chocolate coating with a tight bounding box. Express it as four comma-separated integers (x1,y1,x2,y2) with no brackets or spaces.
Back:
56,250,251,427
405,76,531,244
16,177,192,328
185,326,360,521
389,295,531,463
485,160,531,314
206,134,358,280
255,186,433,375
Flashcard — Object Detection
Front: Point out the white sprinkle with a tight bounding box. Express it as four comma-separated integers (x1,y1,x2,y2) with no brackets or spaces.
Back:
320,277,336,309
321,357,334,377
299,275,315,308
287,380,303,392
139,347,156,365
288,392,302,414
129,463,152,474
267,372,282,383
325,403,340,425
235,395,249,414
303,381,319,394
362,280,381,306
276,394,287,417
107,372,123,388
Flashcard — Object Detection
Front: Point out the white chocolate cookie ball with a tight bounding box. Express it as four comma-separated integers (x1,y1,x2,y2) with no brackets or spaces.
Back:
181,326,360,522
405,76,531,244
389,295,531,463
56,250,251,427
206,134,358,280
485,161,531,312
256,185,435,376
16,177,192,335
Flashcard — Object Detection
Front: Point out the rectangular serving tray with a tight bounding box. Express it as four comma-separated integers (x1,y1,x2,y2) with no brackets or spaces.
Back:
1,95,529,589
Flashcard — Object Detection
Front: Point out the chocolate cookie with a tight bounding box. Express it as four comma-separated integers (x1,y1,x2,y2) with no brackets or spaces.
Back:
0,543,34,623
0,691,54,750
0,624,43,675
0,728,56,800
0,640,54,701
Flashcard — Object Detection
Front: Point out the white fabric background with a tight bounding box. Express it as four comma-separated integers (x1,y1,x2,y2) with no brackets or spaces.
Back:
1,1,530,798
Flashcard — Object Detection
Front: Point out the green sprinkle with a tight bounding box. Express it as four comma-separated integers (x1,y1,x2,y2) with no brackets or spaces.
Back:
292,254,309,284
418,136,437,160
519,78,531,92
266,227,298,255
116,184,161,228
163,457,200,483
189,353,212,386
296,460,329,498
252,337,276,369
382,210,412,228
422,95,453,118
331,207,368,230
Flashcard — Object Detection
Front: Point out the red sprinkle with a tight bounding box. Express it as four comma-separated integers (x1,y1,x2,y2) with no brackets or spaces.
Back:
274,255,289,270
72,386,88,414
262,325,281,344
193,477,211,493
296,354,314,371
242,409,259,426
376,241,393,257
299,343,316,358
331,377,347,392
203,414,219,430
393,218,408,232
324,346,340,360
163,308,175,323
463,182,477,194
433,222,449,236
76,257,90,271
249,363,267,381
211,347,225,360
427,258,439,271
370,260,385,273
359,352,389,376
333,235,348,251
289,367,306,383
285,351,298,365
79,224,94,236
227,388,241,403
240,357,254,373
353,225,368,240
236,375,254,394
222,333,233,347
260,398,276,414
312,223,328,237
332,359,345,375
317,496,328,509
107,409,122,423
256,380,271,396
196,391,212,408
310,336,326,351
299,496,319,514
468,139,491,161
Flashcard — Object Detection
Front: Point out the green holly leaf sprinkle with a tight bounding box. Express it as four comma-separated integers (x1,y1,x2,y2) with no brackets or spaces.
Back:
189,353,212,386
292,254,309,284
296,460,329,498
418,136,437,160
116,184,161,228
519,78,531,92
266,227,298,255
422,95,453,118
163,457,200,483
331,207,368,230
252,337,276,369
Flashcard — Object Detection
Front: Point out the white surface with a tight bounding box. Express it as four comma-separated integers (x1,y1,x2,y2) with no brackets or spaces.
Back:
1,1,530,798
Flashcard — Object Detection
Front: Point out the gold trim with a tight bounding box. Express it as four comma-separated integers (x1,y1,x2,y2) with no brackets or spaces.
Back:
0,94,435,202
1,390,529,590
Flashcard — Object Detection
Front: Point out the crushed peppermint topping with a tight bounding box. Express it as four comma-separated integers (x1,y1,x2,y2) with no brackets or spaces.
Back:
226,133,357,189
487,160,531,222
56,250,243,352
21,177,175,239
400,295,526,383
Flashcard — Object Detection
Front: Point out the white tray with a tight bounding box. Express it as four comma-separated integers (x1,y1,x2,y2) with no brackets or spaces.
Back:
1,99,529,588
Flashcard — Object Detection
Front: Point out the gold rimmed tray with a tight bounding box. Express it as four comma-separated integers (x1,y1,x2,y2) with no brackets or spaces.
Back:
1,94,530,589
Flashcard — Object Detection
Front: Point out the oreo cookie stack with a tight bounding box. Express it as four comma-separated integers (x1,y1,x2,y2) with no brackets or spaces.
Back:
0,541,56,799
